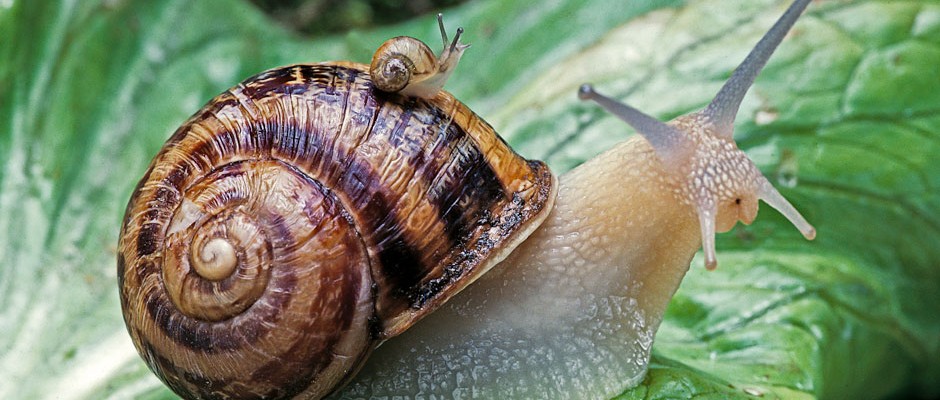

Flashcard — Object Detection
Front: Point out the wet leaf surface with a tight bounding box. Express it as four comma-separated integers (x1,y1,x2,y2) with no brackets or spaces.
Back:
1,0,937,398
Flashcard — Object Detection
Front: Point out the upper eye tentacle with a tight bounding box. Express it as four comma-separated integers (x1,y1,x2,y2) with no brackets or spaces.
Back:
703,0,812,137
578,84,693,167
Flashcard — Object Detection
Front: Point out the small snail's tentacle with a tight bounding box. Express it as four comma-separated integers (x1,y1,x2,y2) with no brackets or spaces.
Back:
437,13,448,47
447,27,465,56
435,13,469,65
704,0,811,136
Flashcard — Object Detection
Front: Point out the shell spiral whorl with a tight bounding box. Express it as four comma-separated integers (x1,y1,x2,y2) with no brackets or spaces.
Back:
371,53,414,93
118,63,553,399
120,127,375,398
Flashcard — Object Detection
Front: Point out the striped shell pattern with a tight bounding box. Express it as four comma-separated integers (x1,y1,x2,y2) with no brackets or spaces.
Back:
117,62,554,399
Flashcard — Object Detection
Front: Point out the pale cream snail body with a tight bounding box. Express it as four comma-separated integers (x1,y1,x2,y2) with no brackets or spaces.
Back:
335,0,814,398
118,2,815,399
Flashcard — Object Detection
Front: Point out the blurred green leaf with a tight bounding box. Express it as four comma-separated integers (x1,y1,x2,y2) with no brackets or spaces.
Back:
1,0,937,399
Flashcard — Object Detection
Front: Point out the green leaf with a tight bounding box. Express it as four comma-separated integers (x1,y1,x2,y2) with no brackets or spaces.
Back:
1,0,937,399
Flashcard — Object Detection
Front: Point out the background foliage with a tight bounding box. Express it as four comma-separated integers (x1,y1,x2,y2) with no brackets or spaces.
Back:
249,0,470,35
1,0,938,398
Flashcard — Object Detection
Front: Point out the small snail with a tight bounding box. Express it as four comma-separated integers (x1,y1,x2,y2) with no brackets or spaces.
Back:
369,13,469,98
118,2,814,400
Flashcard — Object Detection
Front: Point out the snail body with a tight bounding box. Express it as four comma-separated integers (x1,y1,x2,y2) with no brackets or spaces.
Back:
335,0,815,398
119,2,815,399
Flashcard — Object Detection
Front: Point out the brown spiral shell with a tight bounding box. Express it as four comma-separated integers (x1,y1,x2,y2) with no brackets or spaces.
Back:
117,62,554,399
370,52,414,92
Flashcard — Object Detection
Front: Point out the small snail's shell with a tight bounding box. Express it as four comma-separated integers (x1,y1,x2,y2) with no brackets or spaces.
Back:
117,63,554,399
369,36,435,93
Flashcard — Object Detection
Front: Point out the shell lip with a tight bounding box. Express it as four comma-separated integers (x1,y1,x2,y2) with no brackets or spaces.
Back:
381,161,557,338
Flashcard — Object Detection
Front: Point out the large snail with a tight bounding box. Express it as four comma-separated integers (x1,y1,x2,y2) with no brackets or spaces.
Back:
118,1,815,399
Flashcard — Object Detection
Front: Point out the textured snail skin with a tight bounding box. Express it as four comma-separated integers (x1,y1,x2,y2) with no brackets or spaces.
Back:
334,136,700,398
333,0,815,398
117,62,554,399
